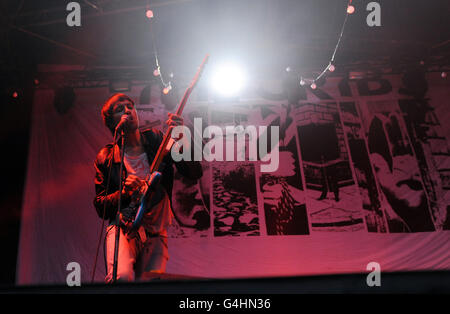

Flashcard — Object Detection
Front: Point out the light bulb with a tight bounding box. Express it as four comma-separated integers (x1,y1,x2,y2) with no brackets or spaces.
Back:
163,83,172,95
146,9,154,19
347,5,355,14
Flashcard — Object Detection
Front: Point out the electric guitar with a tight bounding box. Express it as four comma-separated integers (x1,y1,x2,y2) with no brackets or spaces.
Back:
132,54,209,229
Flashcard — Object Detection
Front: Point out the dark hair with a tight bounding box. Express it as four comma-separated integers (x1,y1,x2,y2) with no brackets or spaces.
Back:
101,93,135,135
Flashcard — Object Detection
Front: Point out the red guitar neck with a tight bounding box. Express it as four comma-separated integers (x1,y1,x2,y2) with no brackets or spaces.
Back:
149,54,209,173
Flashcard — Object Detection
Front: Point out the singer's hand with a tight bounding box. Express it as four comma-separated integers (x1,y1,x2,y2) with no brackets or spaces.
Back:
119,213,137,237
122,174,145,197
166,113,183,128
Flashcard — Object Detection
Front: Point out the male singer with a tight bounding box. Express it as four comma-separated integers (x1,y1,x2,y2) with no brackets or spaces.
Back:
93,93,202,282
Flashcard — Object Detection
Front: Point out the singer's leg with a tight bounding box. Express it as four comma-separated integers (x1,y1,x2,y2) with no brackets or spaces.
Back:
136,233,169,280
105,225,138,283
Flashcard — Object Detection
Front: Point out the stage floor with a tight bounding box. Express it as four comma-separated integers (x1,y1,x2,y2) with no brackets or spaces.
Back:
2,271,449,294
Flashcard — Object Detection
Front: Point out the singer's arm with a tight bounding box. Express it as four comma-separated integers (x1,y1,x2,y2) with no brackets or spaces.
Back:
93,147,131,221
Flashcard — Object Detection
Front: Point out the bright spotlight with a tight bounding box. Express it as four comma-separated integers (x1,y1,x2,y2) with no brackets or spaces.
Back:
211,63,246,97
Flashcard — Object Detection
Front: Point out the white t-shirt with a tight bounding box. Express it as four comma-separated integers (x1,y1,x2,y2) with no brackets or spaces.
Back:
124,152,150,180
123,152,173,235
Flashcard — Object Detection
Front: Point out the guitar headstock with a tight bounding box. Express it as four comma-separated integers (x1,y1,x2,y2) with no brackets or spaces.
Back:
189,54,210,90
175,54,210,116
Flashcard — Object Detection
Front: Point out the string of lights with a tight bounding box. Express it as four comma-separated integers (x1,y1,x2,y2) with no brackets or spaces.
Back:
146,4,173,95
299,0,355,89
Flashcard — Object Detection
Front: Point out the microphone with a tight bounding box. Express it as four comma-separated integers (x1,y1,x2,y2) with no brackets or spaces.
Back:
115,114,130,133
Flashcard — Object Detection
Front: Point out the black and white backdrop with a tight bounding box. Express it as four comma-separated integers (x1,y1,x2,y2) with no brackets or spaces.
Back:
16,69,450,284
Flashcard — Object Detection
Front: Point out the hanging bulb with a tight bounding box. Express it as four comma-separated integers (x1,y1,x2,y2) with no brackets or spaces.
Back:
347,5,355,14
328,64,335,72
300,78,306,86
310,82,317,89
163,83,172,95
146,9,154,19
441,72,447,78
153,68,160,76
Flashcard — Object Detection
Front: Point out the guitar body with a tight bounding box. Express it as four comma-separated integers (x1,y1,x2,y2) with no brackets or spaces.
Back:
132,171,162,229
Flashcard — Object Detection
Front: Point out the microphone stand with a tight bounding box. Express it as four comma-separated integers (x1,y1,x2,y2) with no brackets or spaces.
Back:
112,129,126,283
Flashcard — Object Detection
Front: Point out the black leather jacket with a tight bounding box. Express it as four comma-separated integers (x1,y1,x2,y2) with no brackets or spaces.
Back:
93,127,202,221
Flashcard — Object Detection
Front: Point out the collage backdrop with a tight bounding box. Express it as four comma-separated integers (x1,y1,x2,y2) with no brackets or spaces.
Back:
17,70,450,284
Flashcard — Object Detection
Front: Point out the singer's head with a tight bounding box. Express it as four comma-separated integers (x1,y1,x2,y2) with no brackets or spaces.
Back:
101,93,139,135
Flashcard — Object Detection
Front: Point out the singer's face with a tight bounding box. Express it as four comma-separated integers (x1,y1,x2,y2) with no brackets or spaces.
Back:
112,100,139,132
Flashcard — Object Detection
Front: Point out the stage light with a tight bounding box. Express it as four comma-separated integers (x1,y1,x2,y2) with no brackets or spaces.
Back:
310,82,317,89
34,79,40,85
163,83,172,95
12,91,18,98
153,68,160,76
146,9,154,19
441,72,447,78
211,63,246,96
300,78,306,86
347,5,355,14
328,64,335,72
286,67,291,72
